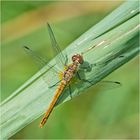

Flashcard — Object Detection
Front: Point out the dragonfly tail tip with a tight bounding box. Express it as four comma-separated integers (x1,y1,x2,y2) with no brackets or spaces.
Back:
39,124,43,128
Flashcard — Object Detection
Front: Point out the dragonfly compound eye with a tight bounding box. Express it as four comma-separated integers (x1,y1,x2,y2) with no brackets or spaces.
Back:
72,54,83,64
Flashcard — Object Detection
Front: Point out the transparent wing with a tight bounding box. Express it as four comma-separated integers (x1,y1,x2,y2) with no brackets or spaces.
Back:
55,79,121,106
23,46,61,87
93,80,121,90
47,23,68,70
76,61,122,91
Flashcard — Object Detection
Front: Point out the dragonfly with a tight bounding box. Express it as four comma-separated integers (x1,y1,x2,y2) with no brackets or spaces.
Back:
24,23,121,128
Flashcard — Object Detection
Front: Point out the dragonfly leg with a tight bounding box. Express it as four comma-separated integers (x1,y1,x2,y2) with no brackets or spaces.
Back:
68,85,72,99
81,79,93,85
48,80,61,88
76,71,82,80
64,55,68,66
76,72,93,85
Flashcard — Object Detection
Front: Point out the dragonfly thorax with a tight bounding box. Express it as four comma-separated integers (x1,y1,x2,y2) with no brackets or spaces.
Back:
72,54,83,64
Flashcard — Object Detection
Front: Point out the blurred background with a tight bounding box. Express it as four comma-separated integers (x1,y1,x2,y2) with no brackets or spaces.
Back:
1,1,139,139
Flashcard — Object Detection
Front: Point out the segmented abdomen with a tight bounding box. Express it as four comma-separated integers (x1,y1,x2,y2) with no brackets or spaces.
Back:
40,63,78,128
39,80,66,128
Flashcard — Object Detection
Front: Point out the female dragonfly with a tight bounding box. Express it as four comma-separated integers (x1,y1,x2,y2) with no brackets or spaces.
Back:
24,23,121,128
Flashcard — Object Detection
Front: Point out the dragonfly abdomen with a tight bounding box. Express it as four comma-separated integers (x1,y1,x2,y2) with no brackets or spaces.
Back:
39,80,66,128
56,80,67,96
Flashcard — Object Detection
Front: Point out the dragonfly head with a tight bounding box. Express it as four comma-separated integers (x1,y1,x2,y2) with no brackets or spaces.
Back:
72,54,83,64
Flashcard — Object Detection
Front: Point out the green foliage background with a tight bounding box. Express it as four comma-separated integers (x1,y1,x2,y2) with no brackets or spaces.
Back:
1,1,139,139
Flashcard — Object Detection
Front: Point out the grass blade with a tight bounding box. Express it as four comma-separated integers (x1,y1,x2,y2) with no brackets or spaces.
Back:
0,1,139,139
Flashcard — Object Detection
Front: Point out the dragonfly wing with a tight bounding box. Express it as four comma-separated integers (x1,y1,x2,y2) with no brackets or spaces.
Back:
47,23,68,70
23,46,61,87
41,66,61,88
23,46,51,68
91,80,121,91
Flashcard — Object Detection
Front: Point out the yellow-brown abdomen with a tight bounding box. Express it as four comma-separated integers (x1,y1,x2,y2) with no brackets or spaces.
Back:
39,81,66,128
